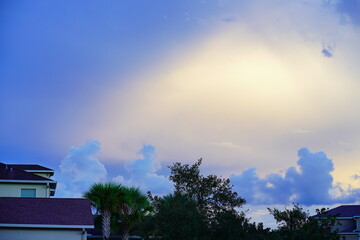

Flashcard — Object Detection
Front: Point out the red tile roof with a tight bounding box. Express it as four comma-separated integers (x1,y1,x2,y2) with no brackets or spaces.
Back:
0,197,94,228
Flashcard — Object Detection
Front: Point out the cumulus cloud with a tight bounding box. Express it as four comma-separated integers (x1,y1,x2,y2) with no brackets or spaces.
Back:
56,140,107,197
112,145,173,195
230,148,360,205
54,140,360,207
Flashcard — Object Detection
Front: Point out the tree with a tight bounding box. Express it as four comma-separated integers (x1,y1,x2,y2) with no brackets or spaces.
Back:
268,204,340,240
303,208,340,240
268,204,308,234
147,193,205,240
118,187,152,240
169,158,245,222
165,158,247,239
84,183,126,240
212,209,272,240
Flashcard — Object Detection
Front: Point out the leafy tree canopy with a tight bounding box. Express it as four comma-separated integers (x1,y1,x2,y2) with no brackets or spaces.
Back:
84,182,127,240
146,193,205,240
169,158,245,221
118,187,152,240
268,204,308,232
269,204,340,240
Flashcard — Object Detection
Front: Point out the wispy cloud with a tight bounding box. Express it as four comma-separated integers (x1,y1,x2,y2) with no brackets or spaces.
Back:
210,142,252,153
322,42,335,58
322,48,333,57
292,129,312,134
222,17,237,22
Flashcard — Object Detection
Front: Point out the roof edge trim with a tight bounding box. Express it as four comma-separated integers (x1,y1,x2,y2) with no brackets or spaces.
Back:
0,224,94,229
25,170,54,173
0,180,56,184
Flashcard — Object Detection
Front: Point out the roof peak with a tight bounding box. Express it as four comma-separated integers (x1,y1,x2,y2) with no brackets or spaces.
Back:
0,163,56,182
6,163,54,171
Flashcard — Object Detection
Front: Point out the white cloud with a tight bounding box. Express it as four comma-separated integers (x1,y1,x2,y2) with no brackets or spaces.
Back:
112,145,173,195
231,148,360,205
56,140,107,197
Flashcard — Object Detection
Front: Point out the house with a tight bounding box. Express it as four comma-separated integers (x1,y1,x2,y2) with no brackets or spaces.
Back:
0,162,94,240
325,205,360,240
0,163,56,197
0,197,94,240
7,163,55,179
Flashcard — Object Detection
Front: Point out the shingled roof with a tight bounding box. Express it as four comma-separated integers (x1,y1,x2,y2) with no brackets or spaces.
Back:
8,164,54,172
7,164,53,171
0,197,94,228
0,163,55,181
326,205,360,218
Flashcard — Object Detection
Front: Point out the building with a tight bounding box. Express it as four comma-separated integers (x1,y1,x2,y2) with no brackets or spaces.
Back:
325,205,360,240
0,197,94,240
0,163,56,197
0,162,94,240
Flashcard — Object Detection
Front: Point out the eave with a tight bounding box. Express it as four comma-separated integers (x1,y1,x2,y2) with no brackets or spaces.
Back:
0,224,94,229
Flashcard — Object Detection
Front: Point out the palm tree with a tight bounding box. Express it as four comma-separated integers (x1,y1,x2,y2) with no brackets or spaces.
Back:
84,183,126,240
119,187,152,240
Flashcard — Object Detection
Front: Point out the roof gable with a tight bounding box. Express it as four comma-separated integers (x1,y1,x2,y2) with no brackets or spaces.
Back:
0,197,94,228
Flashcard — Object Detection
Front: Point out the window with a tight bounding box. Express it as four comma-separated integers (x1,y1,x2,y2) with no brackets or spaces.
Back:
21,189,36,197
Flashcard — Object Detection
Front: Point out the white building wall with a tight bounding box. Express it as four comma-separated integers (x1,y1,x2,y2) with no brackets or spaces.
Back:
0,183,49,197
0,228,86,240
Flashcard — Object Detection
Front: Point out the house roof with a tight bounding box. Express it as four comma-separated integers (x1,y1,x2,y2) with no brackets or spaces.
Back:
0,163,55,182
326,205,360,218
7,164,54,172
0,197,94,228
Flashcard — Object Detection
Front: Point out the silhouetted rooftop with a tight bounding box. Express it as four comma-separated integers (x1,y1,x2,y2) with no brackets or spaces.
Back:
7,164,53,172
326,205,360,218
0,163,54,181
0,197,94,227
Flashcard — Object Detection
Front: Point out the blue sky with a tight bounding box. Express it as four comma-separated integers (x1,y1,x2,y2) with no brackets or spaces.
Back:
1,0,360,226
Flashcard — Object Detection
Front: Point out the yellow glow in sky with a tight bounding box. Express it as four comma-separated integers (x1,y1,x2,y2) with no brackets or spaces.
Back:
39,4,359,196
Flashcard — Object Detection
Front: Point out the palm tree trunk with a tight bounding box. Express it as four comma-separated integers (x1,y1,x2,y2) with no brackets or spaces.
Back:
102,209,111,240
122,226,130,240
121,203,130,240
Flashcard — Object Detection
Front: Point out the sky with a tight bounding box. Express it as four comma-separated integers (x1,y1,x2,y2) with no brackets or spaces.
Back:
1,0,360,227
